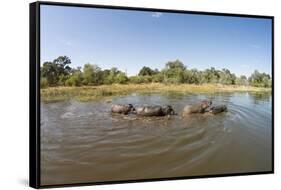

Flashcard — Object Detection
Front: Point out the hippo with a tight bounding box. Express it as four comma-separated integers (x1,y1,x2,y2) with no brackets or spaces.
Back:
182,100,212,117
111,104,135,115
208,105,227,114
134,105,175,117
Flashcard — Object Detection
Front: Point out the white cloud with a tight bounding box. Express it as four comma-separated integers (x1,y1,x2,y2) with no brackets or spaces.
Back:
60,39,73,47
249,44,260,49
152,12,162,18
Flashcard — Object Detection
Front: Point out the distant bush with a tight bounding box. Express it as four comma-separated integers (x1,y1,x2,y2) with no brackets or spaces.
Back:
129,76,152,84
65,71,83,86
248,70,271,88
58,75,69,86
40,77,48,88
151,73,164,83
235,75,248,86
129,76,143,84
41,56,272,88
115,73,128,84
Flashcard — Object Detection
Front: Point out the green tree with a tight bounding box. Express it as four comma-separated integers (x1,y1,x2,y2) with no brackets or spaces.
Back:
41,61,60,86
219,68,236,85
41,56,72,86
101,69,111,84
202,67,219,83
115,73,128,84
65,70,83,86
235,75,248,86
92,65,102,85
104,67,121,84
82,63,102,85
151,73,164,83
40,55,272,88
138,66,156,76
248,70,271,87
82,63,94,85
53,56,72,76
184,69,200,84
162,60,186,84
165,59,186,70
129,76,143,84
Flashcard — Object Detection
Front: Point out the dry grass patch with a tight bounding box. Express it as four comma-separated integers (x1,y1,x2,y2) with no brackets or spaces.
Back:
41,83,271,102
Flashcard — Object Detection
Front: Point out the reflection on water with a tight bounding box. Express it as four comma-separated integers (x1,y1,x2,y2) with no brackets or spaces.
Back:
40,92,272,185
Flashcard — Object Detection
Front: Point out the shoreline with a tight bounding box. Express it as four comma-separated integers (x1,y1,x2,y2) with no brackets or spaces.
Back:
41,83,271,102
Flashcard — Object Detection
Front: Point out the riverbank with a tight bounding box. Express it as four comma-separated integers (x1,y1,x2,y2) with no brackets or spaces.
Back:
40,83,271,102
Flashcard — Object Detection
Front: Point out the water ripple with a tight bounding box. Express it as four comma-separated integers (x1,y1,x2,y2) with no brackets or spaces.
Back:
40,92,272,185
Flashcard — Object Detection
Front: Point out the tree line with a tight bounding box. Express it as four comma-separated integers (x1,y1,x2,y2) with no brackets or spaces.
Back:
40,56,272,88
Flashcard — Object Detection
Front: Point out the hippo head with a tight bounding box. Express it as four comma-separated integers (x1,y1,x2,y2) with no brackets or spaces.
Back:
163,105,175,115
127,104,136,112
201,100,212,109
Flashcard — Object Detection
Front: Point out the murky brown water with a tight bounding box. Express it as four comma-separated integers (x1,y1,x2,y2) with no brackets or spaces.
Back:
40,92,272,186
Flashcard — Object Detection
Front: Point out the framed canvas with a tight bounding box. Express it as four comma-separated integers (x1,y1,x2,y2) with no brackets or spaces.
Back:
29,1,274,188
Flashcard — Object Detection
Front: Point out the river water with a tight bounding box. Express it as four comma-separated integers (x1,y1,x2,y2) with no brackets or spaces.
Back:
40,92,272,185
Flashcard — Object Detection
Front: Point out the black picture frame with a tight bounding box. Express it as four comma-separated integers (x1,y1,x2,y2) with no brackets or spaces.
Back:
29,1,274,189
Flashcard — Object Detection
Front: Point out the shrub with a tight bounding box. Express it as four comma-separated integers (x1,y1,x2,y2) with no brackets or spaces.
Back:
40,77,48,88
115,73,128,84
65,71,83,86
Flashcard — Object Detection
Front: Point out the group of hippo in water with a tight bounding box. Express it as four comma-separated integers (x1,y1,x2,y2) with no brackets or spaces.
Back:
111,100,227,117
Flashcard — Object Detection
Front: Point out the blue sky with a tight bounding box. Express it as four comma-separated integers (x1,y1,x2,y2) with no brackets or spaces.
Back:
40,5,272,77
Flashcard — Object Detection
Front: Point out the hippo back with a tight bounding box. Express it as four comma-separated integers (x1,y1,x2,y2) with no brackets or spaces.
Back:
111,104,132,114
136,106,163,116
183,104,203,115
210,105,227,114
